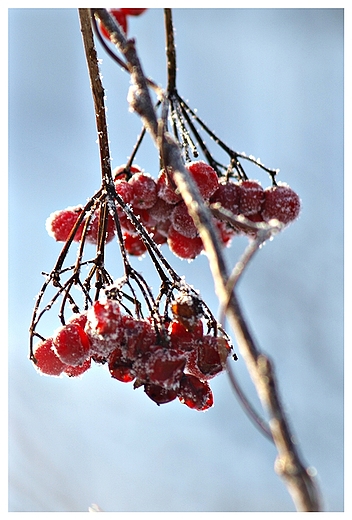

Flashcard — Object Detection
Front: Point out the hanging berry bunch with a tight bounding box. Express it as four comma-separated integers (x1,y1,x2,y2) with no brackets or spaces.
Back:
30,8,299,412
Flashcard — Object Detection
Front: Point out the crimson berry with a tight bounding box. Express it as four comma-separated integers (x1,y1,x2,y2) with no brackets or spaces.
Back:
197,335,231,378
168,319,203,352
120,315,157,360
134,347,187,389
84,210,116,245
99,9,128,39
68,312,88,329
53,323,91,366
262,184,301,225
148,227,168,245
167,225,203,260
178,374,214,411
123,232,147,256
33,338,67,376
186,161,219,200
171,202,198,238
46,206,84,242
133,207,158,229
238,179,265,216
85,300,125,358
86,299,123,337
115,179,134,206
144,384,178,405
210,181,241,215
156,168,182,205
64,358,91,378
148,198,175,223
129,172,157,209
108,348,136,383
171,293,203,332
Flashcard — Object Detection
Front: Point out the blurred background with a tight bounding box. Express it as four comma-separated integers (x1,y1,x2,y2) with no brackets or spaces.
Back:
8,7,344,513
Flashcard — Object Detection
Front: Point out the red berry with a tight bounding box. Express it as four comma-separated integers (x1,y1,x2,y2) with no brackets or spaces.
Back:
148,227,168,245
186,161,219,200
68,312,88,329
215,220,237,246
167,225,203,260
238,180,265,216
99,9,128,39
210,181,241,215
85,300,124,358
123,232,147,256
46,206,84,242
144,384,178,405
178,374,214,411
120,8,147,16
148,198,175,223
115,179,134,206
171,202,198,238
86,299,123,337
64,358,91,377
108,348,135,383
84,209,116,245
134,347,186,389
120,315,157,360
129,172,157,209
171,293,203,332
156,169,182,205
262,184,301,225
187,335,231,380
33,338,67,376
168,319,203,352
53,323,91,366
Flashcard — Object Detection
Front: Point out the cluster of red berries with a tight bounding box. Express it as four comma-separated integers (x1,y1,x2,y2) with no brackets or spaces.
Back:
33,293,232,411
46,160,300,260
98,8,147,38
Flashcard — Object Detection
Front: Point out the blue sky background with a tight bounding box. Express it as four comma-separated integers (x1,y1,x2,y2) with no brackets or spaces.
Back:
8,7,344,513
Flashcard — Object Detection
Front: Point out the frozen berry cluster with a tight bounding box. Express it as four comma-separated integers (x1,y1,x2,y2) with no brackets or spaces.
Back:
33,293,232,411
98,8,147,38
46,160,300,260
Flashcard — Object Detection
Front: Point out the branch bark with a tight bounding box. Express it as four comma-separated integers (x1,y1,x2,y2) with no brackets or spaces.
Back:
81,8,322,512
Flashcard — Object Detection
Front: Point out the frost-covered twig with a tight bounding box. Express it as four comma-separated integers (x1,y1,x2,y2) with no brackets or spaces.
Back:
86,8,322,512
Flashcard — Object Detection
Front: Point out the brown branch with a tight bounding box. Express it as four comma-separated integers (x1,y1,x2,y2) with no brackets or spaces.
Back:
87,8,322,512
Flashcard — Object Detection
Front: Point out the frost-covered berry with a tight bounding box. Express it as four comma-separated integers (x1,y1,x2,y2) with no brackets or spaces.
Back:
85,299,124,358
53,323,91,366
186,161,219,200
84,210,116,245
64,358,91,378
123,232,147,256
157,168,182,205
178,374,214,411
168,318,203,352
108,347,136,383
46,206,83,242
134,347,187,389
33,338,67,376
210,181,241,215
171,202,198,238
144,384,178,405
129,172,157,209
262,184,301,225
167,225,203,260
238,180,265,216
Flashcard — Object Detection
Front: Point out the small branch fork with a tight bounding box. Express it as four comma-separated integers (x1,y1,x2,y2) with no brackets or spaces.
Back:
90,8,322,511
